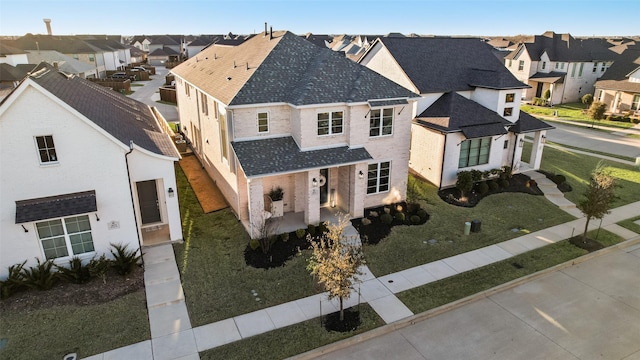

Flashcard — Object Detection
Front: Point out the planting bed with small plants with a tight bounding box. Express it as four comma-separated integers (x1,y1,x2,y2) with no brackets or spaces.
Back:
351,201,429,245
244,225,328,269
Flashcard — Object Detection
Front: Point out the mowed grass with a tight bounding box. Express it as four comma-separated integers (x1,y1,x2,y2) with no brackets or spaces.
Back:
521,102,637,129
618,216,640,234
363,176,575,276
0,290,149,359
397,229,623,314
537,145,640,207
173,164,322,327
199,304,384,360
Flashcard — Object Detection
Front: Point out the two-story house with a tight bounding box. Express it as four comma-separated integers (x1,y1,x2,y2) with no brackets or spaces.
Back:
594,47,640,117
0,63,182,278
171,30,417,238
504,31,616,104
359,37,553,189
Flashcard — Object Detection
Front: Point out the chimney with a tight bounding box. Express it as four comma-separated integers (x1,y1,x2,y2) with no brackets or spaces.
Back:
43,19,52,35
269,26,273,40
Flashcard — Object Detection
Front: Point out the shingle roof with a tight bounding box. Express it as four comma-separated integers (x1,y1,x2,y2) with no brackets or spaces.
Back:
11,35,98,54
19,63,178,158
171,31,418,106
0,43,26,55
594,49,640,93
374,37,526,93
15,190,97,223
0,63,36,82
232,136,372,177
149,47,179,56
505,32,617,63
510,112,555,133
530,71,566,84
25,50,95,74
414,92,511,134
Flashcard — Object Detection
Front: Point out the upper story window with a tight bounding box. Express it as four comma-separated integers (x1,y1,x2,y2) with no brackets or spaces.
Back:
369,108,393,137
518,60,524,71
200,92,208,115
88,54,95,62
593,63,598,73
541,62,546,70
508,59,512,67
631,95,640,110
459,137,491,168
555,62,559,69
36,215,94,260
317,111,343,136
36,135,57,164
367,161,390,194
185,84,191,97
505,93,515,103
561,62,565,69
503,107,513,117
578,63,584,77
601,63,606,72
257,112,269,133
571,63,577,77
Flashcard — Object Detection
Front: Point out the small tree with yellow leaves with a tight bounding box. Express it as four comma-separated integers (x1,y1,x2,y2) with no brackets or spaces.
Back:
307,216,365,322
578,161,616,242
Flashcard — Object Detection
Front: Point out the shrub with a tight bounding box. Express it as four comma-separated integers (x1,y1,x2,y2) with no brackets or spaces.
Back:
361,218,372,226
56,256,91,284
416,209,428,220
0,260,27,299
296,228,306,239
395,212,405,222
110,243,142,276
410,215,421,224
21,258,57,291
553,174,566,184
383,207,391,214
501,166,513,179
587,102,607,120
307,224,316,237
499,179,510,188
249,239,260,251
542,89,551,100
380,213,393,225
488,180,499,191
632,118,640,124
456,171,474,197
581,94,594,105
87,255,110,284
477,181,489,194
318,222,328,234
268,186,284,201
470,169,483,182
280,232,289,242
407,202,421,213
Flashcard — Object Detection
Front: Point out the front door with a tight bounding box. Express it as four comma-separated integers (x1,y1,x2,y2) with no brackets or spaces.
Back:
535,82,544,98
137,180,161,224
319,168,329,206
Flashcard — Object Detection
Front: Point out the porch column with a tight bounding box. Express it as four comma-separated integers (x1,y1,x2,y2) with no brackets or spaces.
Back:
305,170,320,225
350,163,367,218
247,177,265,239
529,131,546,170
612,92,621,114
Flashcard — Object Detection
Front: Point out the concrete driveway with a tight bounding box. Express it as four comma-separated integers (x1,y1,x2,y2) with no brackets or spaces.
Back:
129,66,179,123
308,243,640,360
545,122,640,159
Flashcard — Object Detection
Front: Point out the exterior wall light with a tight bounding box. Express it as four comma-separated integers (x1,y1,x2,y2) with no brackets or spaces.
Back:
312,178,318,187
168,187,175,197
358,170,364,179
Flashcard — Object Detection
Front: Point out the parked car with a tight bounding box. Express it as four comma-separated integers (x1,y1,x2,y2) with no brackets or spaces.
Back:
110,72,135,81
129,67,148,73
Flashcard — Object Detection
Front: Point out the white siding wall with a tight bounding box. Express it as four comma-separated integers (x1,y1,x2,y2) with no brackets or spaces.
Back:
0,53,29,66
0,86,139,277
470,88,522,123
440,132,507,188
359,43,417,92
409,125,445,187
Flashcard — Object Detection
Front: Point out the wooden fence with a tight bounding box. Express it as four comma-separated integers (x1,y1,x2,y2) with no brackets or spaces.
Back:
88,78,131,93
159,86,177,104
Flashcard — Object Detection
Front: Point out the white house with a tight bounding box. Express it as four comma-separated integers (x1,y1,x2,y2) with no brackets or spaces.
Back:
171,30,418,238
504,32,616,104
359,37,553,188
0,43,29,66
0,63,182,278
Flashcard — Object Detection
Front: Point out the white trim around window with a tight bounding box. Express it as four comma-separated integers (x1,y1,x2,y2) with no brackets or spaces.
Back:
367,161,391,194
35,135,58,164
257,111,269,133
369,108,393,137
36,214,95,260
317,111,344,136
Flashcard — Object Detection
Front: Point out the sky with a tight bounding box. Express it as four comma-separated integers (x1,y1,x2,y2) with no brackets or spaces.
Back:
1,0,638,38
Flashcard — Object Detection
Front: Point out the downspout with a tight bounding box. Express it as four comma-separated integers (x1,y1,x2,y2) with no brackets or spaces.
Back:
125,141,143,254
511,133,519,171
438,132,447,190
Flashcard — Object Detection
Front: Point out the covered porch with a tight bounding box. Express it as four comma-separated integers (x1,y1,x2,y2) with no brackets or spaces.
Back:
526,72,565,105
510,112,555,172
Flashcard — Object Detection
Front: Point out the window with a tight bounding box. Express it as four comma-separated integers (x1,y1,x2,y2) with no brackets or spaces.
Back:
541,62,546,70
369,108,393,137
185,84,190,97
600,63,606,72
571,63,577,77
578,63,584,77
36,215,94,260
504,140,509,149
561,62,565,70
317,111,343,136
367,161,390,194
88,54,95,62
508,59,512,67
505,93,515,103
219,111,228,161
592,63,598,73
200,92,208,115
518,60,524,71
555,62,559,69
36,135,57,163
632,95,640,110
503,107,513,117
257,112,269,133
459,137,491,168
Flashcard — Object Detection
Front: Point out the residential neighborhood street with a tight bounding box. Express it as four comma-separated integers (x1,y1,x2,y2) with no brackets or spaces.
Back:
544,121,640,159
129,67,179,123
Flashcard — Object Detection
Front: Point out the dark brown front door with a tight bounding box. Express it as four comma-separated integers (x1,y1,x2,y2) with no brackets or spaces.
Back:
137,180,161,224
536,82,544,98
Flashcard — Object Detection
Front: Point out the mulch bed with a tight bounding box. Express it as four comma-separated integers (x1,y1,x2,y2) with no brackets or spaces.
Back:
323,307,361,332
0,266,144,312
438,173,544,207
569,236,605,252
244,233,314,269
351,202,429,245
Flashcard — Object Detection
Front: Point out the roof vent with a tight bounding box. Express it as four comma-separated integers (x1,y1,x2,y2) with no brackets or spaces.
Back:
226,77,232,81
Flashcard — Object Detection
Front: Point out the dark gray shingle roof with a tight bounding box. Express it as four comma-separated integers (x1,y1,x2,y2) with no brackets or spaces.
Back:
374,37,526,93
232,136,372,177
510,112,555,133
505,32,618,63
15,190,97,223
595,48,640,92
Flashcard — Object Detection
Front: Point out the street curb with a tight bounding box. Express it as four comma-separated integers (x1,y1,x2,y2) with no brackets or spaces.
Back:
288,235,640,360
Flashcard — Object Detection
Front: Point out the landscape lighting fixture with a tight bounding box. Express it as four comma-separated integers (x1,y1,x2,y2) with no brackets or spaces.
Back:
312,178,318,187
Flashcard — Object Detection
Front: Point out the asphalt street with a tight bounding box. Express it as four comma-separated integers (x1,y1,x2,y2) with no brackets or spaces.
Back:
545,122,640,158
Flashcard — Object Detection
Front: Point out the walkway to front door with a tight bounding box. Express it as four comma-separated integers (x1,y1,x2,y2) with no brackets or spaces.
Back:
178,154,228,213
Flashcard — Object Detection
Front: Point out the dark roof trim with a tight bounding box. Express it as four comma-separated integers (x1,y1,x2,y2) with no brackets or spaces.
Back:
460,123,508,139
530,72,566,84
368,99,408,107
16,190,97,224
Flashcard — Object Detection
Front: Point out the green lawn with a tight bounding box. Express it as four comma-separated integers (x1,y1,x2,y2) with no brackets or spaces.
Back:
521,102,638,129
363,178,575,276
618,216,640,234
173,165,323,327
0,290,149,359
199,304,384,360
397,229,623,314
537,145,640,207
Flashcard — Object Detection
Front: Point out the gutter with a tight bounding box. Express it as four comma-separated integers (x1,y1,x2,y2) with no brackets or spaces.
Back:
125,141,143,256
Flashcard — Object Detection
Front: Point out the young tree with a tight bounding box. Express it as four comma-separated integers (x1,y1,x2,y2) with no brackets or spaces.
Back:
587,101,607,121
456,171,474,198
577,162,616,242
307,216,365,321
581,93,594,106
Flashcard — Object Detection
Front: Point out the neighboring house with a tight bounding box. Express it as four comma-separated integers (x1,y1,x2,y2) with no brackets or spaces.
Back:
0,43,28,66
130,36,152,52
148,35,183,57
185,37,211,58
80,37,132,70
0,63,182,278
128,45,147,64
148,47,180,66
171,30,418,238
594,48,640,116
0,63,36,99
504,31,616,104
359,37,553,189
26,50,98,78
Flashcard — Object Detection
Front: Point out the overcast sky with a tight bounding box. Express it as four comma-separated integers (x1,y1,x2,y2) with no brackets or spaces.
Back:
1,0,638,37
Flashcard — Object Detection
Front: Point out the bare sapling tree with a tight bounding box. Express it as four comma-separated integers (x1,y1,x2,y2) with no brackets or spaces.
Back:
577,161,616,242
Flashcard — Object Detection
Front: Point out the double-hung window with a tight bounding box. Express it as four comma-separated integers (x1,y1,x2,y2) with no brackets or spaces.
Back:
503,107,513,117
36,215,94,260
200,92,208,115
257,112,269,133
459,137,491,168
367,161,390,194
317,111,343,136
505,93,515,103
632,95,640,111
369,108,393,137
518,60,524,71
36,135,57,164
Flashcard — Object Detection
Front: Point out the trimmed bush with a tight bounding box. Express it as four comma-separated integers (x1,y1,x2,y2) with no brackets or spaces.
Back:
280,232,289,242
499,179,510,188
249,239,260,250
380,213,393,225
317,222,328,234
488,180,499,191
410,215,421,224
553,174,566,184
361,218,372,226
470,169,483,182
416,209,428,220
56,256,91,284
407,202,421,213
296,228,306,239
307,224,316,237
456,171,474,197
477,181,489,194
395,212,406,222
587,101,607,120
110,243,142,276
21,258,57,291
581,94,593,105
